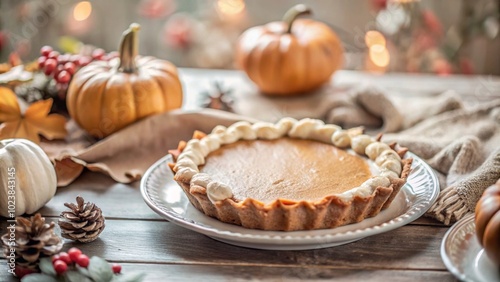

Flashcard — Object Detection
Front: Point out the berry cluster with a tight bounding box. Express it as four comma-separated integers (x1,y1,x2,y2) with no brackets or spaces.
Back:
37,45,118,90
51,247,121,275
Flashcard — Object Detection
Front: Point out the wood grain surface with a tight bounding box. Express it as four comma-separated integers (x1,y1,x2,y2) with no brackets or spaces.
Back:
0,170,457,281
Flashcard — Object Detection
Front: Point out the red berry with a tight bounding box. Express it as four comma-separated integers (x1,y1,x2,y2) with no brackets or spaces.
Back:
14,266,36,278
48,51,60,59
76,254,90,267
58,252,72,264
37,56,47,68
59,54,70,64
112,263,122,274
107,51,119,59
56,83,69,92
51,254,61,263
43,58,57,75
53,65,64,79
79,56,92,66
64,62,76,75
53,260,68,275
40,45,53,57
70,55,81,65
57,70,71,83
68,247,82,262
92,48,105,60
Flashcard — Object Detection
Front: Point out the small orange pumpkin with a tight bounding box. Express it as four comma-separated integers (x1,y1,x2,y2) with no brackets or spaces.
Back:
67,23,183,138
475,179,500,265
235,4,343,96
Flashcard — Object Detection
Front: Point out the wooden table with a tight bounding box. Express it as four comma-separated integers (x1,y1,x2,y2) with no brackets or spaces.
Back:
3,69,500,281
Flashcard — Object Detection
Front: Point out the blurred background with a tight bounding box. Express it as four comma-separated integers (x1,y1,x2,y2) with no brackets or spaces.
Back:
0,0,499,75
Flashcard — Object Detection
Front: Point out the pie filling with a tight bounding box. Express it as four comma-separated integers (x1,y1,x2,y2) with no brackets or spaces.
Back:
171,118,412,231
200,138,372,203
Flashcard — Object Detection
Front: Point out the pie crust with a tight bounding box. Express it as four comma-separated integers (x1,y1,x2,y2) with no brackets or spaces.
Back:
170,118,413,231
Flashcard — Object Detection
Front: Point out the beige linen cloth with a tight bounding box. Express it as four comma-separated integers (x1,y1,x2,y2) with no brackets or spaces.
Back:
43,88,500,225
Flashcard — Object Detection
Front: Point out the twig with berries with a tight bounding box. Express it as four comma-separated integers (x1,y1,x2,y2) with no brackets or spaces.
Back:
37,45,119,97
21,248,143,282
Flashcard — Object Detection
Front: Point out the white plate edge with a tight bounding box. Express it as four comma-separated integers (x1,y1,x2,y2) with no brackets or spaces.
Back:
440,213,478,282
141,152,440,245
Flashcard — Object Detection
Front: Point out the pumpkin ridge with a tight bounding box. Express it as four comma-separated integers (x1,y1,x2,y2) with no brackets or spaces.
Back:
255,34,278,91
25,145,46,213
484,210,500,263
270,40,283,92
270,37,287,93
246,43,264,88
158,72,183,109
126,77,138,123
310,42,330,86
67,70,96,122
103,75,136,133
147,60,180,77
148,74,167,111
243,29,268,69
303,43,311,89
74,73,109,138
96,77,110,135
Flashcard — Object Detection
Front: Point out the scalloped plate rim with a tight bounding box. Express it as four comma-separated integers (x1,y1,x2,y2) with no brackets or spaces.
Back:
440,213,500,282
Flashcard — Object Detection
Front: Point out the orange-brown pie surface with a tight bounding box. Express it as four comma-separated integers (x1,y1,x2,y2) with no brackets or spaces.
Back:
170,118,413,231
201,138,372,203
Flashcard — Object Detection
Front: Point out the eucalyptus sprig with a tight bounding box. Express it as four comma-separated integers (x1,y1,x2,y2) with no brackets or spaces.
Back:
21,255,144,282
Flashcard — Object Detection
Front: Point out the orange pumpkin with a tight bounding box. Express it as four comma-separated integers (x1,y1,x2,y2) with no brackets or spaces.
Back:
67,23,183,138
235,4,343,96
475,179,500,265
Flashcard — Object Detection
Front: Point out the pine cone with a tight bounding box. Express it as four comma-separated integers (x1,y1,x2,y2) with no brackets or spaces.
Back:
1,213,63,272
59,196,105,243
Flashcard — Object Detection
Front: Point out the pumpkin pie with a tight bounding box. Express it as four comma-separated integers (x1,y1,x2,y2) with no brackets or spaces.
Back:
170,118,412,231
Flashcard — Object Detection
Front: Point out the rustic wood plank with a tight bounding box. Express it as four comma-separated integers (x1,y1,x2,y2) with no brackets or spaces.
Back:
0,263,16,282
0,218,448,270
0,260,457,282
38,171,161,220
413,217,448,227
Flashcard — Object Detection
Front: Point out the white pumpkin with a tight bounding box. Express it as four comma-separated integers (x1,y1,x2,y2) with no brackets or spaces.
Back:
0,139,57,217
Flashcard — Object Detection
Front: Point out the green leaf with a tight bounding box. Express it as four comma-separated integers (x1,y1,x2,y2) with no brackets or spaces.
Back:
88,256,113,282
111,272,146,282
39,257,56,276
65,270,93,282
76,265,92,277
21,273,58,282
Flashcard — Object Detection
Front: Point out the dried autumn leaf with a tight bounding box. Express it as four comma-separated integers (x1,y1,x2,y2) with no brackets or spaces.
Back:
0,86,67,143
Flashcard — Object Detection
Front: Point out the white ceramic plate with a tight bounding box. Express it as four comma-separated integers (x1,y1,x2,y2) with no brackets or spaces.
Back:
441,213,500,282
141,152,439,250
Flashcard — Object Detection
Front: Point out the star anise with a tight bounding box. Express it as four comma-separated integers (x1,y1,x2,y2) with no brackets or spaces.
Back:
200,81,234,112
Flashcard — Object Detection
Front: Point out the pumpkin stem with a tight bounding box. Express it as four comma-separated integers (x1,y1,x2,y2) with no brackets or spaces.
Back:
118,23,140,73
283,4,312,34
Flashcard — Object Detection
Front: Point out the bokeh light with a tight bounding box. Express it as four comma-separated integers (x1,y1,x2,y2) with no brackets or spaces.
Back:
73,1,92,22
365,30,386,48
369,44,390,67
216,0,245,16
